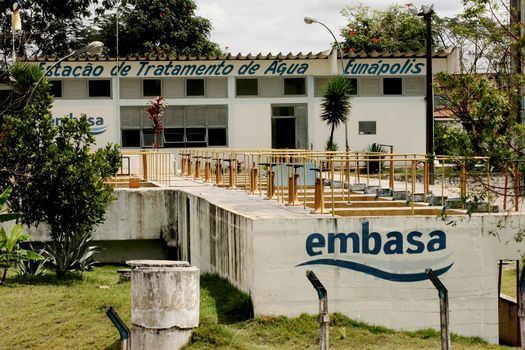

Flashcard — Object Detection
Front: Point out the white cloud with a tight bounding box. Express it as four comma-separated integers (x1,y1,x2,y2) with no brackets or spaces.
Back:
196,0,464,54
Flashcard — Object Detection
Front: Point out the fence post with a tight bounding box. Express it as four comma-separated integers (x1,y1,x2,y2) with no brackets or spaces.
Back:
519,263,525,349
389,152,394,190
460,162,467,199
142,153,148,181
426,268,451,350
204,159,211,182
311,170,325,214
306,270,329,350
515,162,520,212
194,157,200,180
106,306,131,350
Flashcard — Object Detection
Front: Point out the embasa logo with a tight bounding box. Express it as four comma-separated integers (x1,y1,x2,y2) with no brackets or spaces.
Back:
53,113,107,135
296,222,453,282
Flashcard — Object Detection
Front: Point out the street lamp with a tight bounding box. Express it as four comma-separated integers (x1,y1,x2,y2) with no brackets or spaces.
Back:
26,41,104,105
304,16,349,152
409,4,435,182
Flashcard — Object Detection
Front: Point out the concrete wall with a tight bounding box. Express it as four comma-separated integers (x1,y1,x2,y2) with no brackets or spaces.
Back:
175,191,254,293
26,186,525,343
499,294,518,346
245,215,524,344
28,188,179,244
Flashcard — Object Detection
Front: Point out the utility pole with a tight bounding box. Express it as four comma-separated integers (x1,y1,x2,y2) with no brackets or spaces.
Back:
510,0,523,124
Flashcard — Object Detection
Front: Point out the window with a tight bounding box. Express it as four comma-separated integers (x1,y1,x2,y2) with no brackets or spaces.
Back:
284,78,305,95
88,80,111,97
236,78,258,96
359,121,376,135
272,106,295,116
186,79,205,96
143,79,161,96
347,78,358,95
383,78,403,95
208,129,227,146
120,105,228,148
49,80,62,97
121,130,141,147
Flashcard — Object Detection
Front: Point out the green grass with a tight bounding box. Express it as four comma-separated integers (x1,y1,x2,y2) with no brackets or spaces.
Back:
500,262,518,299
0,266,130,350
0,266,514,349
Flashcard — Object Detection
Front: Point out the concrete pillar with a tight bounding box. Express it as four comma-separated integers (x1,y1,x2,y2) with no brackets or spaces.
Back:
128,260,200,350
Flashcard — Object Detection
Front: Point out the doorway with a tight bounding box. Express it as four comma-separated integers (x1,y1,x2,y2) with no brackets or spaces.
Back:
272,118,296,149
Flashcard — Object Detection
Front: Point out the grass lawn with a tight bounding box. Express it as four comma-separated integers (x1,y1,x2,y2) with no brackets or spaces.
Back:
500,262,518,299
0,266,514,350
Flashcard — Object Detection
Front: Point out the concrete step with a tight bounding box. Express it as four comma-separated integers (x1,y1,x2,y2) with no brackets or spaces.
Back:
330,206,464,217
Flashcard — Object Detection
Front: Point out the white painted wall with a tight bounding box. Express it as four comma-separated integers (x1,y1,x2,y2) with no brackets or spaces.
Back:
249,215,523,343
46,54,456,154
229,101,271,149
311,97,426,153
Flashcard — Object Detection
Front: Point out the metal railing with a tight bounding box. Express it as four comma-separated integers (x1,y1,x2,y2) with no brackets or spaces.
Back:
176,148,500,217
110,150,174,188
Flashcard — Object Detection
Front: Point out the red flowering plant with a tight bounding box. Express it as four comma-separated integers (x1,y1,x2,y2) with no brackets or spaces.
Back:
145,96,168,148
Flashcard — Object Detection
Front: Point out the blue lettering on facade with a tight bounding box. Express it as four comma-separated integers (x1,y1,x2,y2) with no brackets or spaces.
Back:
344,58,424,76
300,222,452,282
52,114,107,135
38,58,425,78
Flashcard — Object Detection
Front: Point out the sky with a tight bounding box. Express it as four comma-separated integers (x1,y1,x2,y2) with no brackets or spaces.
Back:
196,0,465,55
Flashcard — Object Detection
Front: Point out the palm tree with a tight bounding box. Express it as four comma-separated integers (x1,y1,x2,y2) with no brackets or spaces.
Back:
320,76,352,151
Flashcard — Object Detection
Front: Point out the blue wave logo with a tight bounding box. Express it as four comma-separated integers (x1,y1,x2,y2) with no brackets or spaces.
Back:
91,125,108,135
296,259,454,282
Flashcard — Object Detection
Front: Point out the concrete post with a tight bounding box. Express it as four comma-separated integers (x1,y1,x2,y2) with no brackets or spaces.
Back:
142,154,148,181
194,158,200,180
250,167,258,194
266,169,275,199
181,158,187,177
286,174,300,206
204,161,211,182
128,260,199,350
311,177,325,214
215,161,223,186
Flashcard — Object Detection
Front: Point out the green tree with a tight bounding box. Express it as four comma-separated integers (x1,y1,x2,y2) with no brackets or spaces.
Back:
434,0,524,168
85,0,221,57
0,63,120,278
435,72,523,168
340,4,431,53
0,0,99,62
320,76,352,151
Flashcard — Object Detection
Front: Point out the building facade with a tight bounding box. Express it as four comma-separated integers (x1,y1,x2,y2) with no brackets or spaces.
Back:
30,49,459,153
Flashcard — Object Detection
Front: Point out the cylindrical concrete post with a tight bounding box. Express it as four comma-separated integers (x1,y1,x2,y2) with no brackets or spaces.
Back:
127,260,200,350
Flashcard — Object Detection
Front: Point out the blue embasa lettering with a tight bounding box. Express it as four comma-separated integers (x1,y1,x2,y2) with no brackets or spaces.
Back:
53,113,107,135
344,58,424,76
306,222,446,256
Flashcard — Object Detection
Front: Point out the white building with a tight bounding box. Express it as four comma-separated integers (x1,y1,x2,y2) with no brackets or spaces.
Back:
29,49,459,153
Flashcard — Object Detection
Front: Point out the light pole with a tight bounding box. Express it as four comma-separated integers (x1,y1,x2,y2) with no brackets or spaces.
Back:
304,16,349,152
409,4,435,183
26,41,104,106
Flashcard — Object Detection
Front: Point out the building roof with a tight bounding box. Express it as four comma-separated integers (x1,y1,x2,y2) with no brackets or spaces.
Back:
23,48,453,62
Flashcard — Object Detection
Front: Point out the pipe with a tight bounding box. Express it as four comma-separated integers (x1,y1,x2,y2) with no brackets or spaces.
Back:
106,306,131,350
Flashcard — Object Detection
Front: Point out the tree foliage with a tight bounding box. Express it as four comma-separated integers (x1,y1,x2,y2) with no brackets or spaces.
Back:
435,72,523,168
0,0,97,62
84,0,222,57
0,63,121,278
320,76,352,150
433,0,524,168
340,4,431,53
0,0,220,63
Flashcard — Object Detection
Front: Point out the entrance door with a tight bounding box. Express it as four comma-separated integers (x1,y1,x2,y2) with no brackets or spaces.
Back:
272,118,296,149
